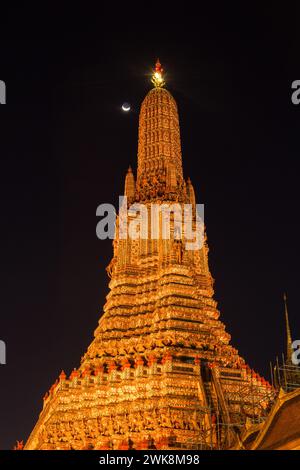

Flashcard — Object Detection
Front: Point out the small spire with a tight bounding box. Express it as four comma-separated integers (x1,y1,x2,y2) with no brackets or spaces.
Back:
59,370,66,381
13,440,24,451
151,58,165,88
186,177,196,210
284,293,293,363
124,165,135,201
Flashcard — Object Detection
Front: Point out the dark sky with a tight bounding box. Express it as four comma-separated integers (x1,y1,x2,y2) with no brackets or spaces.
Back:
0,4,300,450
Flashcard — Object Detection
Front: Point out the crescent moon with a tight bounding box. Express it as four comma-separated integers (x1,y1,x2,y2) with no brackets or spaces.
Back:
122,103,131,112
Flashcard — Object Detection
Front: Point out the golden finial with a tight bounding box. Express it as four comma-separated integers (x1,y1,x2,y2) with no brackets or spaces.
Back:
151,58,165,88
283,293,293,363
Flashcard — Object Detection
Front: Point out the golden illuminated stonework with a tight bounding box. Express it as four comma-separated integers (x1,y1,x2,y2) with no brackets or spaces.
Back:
24,61,275,450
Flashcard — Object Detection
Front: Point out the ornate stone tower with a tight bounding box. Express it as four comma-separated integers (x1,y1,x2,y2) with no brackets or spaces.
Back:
24,61,275,450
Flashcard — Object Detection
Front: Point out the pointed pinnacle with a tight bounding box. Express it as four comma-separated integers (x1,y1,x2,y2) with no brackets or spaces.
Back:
284,293,293,363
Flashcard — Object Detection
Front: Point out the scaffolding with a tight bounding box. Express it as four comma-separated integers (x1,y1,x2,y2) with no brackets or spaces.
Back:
216,374,274,449
195,365,275,450
271,354,300,393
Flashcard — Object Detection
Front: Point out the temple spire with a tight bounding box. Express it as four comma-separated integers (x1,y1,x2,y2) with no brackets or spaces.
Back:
283,293,293,363
124,165,135,203
136,61,183,199
187,177,196,211
151,59,165,88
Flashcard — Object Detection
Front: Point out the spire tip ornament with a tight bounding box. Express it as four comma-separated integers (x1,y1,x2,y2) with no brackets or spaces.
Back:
151,58,165,88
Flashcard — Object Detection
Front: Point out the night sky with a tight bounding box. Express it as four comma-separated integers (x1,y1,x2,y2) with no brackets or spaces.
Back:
1,4,300,450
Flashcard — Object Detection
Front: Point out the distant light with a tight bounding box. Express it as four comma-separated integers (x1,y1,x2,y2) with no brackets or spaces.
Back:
122,102,131,112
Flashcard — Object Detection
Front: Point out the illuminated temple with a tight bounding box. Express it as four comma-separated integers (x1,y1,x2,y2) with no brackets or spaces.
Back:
25,60,282,450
